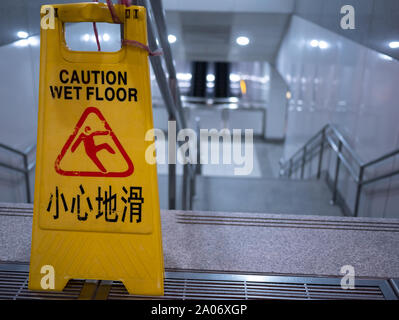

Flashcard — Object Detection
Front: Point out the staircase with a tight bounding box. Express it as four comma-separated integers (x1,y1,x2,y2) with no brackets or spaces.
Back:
158,123,399,218
158,174,342,216
193,176,342,216
279,124,399,218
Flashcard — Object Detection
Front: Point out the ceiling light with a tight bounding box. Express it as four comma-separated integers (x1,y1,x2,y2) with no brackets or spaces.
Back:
318,40,329,49
236,36,249,46
168,34,177,44
206,74,215,82
17,31,29,39
103,33,110,41
14,39,29,47
310,39,319,47
176,73,192,81
28,36,39,46
229,74,240,82
389,41,399,49
380,53,393,61
14,36,39,47
82,34,90,42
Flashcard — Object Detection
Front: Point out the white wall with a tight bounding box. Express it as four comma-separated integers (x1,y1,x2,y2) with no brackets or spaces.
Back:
276,16,399,218
0,37,39,149
266,67,288,140
0,36,40,203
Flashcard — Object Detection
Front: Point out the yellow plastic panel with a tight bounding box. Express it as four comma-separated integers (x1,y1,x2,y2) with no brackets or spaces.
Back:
29,3,164,295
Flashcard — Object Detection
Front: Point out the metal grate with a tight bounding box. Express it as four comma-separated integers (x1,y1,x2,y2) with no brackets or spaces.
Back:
0,264,397,300
108,279,311,300
0,270,27,299
0,267,84,300
107,272,396,300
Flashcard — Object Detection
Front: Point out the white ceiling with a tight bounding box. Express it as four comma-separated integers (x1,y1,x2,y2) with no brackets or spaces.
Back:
1,0,398,61
165,11,291,62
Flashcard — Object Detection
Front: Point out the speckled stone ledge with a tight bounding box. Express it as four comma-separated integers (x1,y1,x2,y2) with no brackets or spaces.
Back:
1,202,399,279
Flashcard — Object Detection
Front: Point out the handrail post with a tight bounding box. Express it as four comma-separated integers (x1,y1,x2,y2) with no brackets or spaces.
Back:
23,153,31,203
168,114,176,210
354,166,364,217
317,129,325,179
331,140,342,205
182,163,189,210
188,117,202,209
168,162,176,209
189,168,195,210
195,117,201,175
168,76,178,211
288,159,293,178
301,146,306,179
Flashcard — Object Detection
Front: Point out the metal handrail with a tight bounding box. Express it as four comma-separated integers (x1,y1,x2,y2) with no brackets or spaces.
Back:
141,0,197,210
279,124,399,217
363,149,399,168
0,143,35,203
325,134,359,182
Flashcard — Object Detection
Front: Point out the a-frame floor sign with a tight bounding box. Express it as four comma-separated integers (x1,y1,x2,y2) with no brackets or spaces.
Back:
29,3,164,295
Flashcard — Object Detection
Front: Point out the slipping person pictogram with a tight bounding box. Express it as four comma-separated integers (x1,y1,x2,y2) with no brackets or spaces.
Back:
55,107,134,177
71,126,116,173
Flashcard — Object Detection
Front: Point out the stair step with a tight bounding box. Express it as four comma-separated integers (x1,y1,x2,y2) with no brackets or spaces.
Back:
157,173,342,216
192,176,343,216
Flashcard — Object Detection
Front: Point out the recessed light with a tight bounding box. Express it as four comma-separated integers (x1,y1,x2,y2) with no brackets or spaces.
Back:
229,74,240,82
310,39,319,47
82,34,90,42
389,41,399,49
168,34,177,44
176,73,192,81
319,40,328,49
17,31,29,39
28,36,39,46
380,53,393,61
14,36,39,47
236,36,249,46
14,39,29,47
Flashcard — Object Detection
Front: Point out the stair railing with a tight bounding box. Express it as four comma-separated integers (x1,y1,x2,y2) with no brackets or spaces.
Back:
0,143,36,203
279,124,399,217
144,0,199,211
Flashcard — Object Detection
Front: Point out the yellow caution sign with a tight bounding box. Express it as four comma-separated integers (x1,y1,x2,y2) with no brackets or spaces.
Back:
29,3,164,295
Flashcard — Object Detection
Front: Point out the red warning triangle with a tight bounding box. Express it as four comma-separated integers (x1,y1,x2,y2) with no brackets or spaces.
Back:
55,107,134,177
